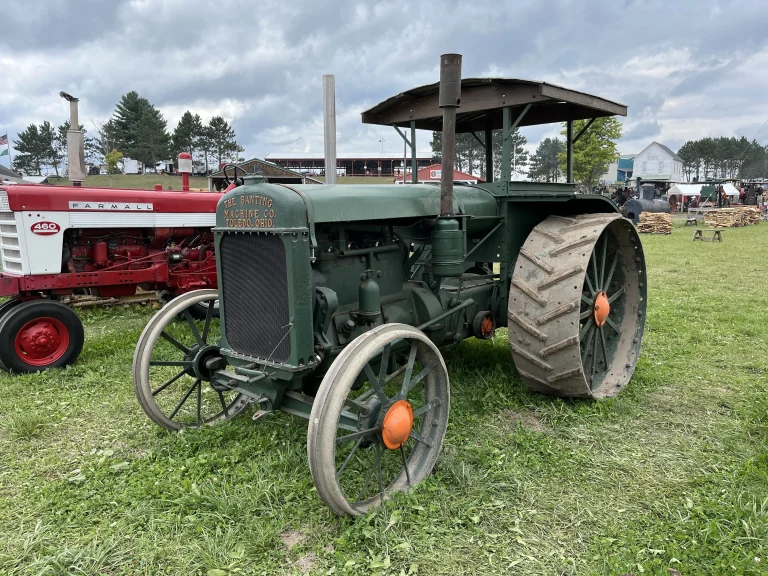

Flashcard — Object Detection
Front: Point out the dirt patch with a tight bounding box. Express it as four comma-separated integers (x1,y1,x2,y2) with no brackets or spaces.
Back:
499,409,546,432
293,552,317,573
280,530,306,550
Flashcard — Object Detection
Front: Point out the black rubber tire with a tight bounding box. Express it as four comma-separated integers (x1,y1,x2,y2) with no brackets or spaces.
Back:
508,213,646,398
0,300,85,373
0,299,23,370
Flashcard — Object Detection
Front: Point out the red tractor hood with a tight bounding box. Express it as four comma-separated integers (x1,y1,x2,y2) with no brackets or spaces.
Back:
1,185,220,213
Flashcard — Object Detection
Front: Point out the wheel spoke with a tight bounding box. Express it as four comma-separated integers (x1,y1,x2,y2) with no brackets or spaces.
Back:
160,331,190,354
412,398,441,418
599,235,608,290
400,446,411,486
581,324,596,365
169,379,200,420
182,309,203,345
599,326,609,368
608,287,625,304
579,309,592,321
604,251,620,291
217,391,229,417
343,397,371,414
581,293,593,306
378,343,392,389
604,317,620,335
363,363,390,404
152,370,186,396
579,318,594,341
196,379,202,425
336,438,363,478
150,360,193,368
335,427,379,444
399,342,418,399
590,327,598,382
584,268,595,296
403,364,433,396
409,429,432,447
356,456,377,503
201,302,214,343
590,246,599,291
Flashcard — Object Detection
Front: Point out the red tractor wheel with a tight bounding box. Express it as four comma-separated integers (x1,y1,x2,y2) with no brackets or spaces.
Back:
0,300,85,373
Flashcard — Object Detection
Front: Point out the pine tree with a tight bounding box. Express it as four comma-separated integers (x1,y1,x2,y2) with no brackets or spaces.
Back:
172,111,204,169
528,138,565,182
207,116,242,166
12,121,56,175
112,91,170,167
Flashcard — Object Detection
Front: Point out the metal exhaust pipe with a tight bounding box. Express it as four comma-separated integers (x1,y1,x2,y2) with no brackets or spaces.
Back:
439,54,462,215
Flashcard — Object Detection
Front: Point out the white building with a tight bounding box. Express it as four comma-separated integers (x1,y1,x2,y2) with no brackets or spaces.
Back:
632,142,683,182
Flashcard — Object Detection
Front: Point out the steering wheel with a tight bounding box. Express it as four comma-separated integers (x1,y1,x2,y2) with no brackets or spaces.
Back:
221,164,245,187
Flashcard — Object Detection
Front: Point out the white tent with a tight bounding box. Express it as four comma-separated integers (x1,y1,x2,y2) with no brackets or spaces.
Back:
668,183,739,198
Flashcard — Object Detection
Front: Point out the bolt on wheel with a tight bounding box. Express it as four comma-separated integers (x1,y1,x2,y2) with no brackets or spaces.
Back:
308,324,450,516
508,214,646,398
133,289,249,431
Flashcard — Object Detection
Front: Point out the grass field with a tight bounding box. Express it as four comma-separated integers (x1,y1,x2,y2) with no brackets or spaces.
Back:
1,220,767,575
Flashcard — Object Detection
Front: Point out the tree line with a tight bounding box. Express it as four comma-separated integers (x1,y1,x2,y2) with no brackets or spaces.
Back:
677,136,768,181
12,91,243,176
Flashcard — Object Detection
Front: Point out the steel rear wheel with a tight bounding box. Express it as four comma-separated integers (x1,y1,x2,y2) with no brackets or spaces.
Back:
508,214,647,398
308,324,450,516
133,289,248,431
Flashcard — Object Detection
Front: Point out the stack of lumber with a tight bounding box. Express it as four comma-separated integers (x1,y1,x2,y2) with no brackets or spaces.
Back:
638,212,672,234
704,208,746,228
735,206,761,225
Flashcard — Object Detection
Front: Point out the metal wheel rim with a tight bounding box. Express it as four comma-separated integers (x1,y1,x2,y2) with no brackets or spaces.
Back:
508,214,646,398
308,324,450,516
133,289,248,431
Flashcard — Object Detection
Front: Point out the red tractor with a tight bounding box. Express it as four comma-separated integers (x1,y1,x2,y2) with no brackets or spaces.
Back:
0,183,222,372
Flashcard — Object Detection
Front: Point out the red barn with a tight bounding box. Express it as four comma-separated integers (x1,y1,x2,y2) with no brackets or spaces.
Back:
394,164,485,185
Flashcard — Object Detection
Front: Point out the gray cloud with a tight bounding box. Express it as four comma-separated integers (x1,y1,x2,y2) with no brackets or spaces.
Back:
624,121,662,141
1,0,768,166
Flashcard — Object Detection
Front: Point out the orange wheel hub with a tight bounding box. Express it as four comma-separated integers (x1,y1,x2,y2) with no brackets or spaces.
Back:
381,399,414,450
480,315,494,338
593,291,610,327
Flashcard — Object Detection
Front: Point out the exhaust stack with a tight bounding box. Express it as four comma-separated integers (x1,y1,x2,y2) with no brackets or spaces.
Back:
60,91,86,187
322,74,337,185
439,54,462,215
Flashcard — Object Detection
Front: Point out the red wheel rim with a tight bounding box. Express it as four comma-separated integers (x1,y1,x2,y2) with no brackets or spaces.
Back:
14,317,70,366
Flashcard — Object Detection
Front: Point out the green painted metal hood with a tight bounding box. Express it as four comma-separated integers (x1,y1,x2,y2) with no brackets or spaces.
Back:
288,183,497,223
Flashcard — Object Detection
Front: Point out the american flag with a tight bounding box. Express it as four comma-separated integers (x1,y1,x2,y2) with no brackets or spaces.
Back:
0,134,7,146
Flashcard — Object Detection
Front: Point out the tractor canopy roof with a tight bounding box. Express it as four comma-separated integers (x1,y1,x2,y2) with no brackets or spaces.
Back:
361,77,627,133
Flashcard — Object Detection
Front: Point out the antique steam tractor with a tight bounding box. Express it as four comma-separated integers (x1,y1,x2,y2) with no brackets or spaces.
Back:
133,55,647,516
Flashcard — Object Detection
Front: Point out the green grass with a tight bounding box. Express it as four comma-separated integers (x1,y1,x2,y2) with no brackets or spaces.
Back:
48,174,211,190
1,222,768,574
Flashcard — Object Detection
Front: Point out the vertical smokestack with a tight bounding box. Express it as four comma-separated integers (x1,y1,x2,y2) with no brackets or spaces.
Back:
322,74,337,185
439,54,462,216
59,91,85,186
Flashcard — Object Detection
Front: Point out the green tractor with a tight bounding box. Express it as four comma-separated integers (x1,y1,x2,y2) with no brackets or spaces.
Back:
133,54,646,516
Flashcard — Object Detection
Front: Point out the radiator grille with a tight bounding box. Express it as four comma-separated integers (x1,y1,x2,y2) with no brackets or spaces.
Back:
220,233,291,362
0,214,22,274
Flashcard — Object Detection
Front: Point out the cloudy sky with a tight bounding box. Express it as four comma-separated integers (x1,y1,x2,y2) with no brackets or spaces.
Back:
2,0,767,170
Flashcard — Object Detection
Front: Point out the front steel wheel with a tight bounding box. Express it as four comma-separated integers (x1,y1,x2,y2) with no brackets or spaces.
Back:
307,324,450,516
133,289,249,431
508,213,646,398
